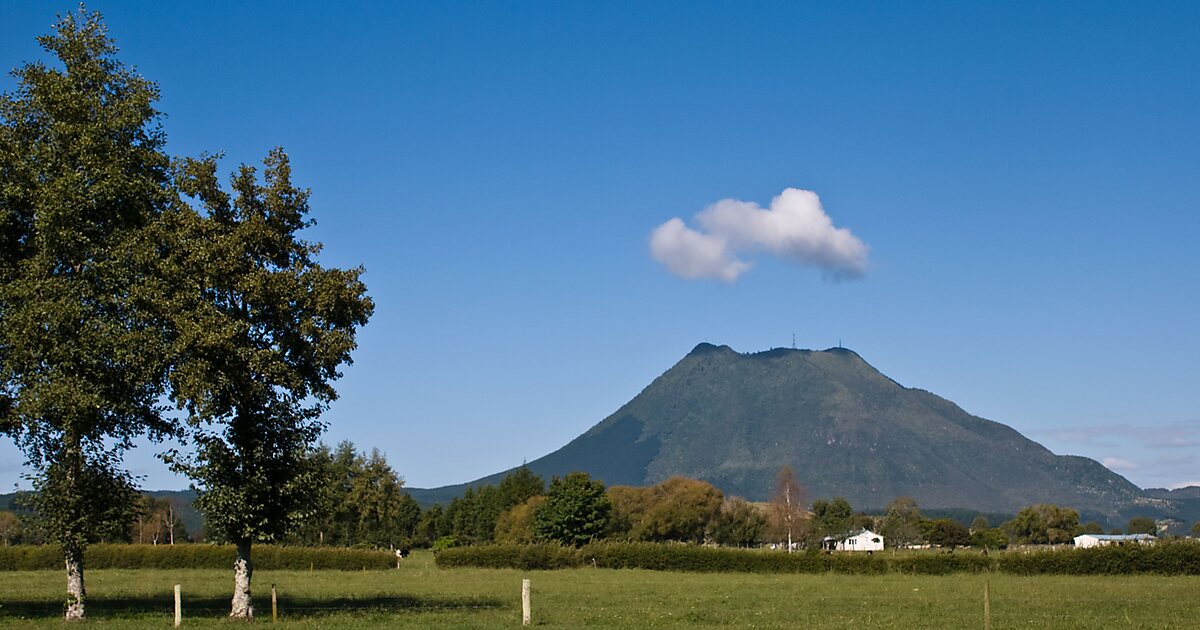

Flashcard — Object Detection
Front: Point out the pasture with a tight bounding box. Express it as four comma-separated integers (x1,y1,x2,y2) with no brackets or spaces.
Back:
0,551,1196,628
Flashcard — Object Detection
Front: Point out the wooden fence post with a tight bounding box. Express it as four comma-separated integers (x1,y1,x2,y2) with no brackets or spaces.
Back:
983,577,991,630
173,583,181,627
271,583,278,623
521,578,531,626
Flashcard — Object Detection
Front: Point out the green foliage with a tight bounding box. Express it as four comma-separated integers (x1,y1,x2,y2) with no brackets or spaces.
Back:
413,505,443,547
607,477,724,543
494,496,546,544
1193,521,1200,537
1003,504,1080,544
811,497,855,541
435,540,1200,576
0,544,394,570
431,536,457,552
0,512,21,545
926,518,971,548
970,527,1008,550
710,497,767,547
296,442,418,548
880,497,923,549
437,466,546,545
534,472,611,547
998,540,1200,575
497,465,546,507
1078,521,1105,535
1126,516,1156,535
167,150,373,548
0,6,179,572
434,542,580,570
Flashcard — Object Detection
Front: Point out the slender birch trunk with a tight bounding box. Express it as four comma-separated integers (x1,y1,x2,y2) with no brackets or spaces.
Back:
65,545,85,620
230,539,254,618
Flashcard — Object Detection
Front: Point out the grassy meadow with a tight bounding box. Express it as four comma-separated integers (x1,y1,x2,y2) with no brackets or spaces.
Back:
1,550,1197,628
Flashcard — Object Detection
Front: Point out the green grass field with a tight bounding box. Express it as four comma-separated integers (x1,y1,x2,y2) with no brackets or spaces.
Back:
1,551,1196,628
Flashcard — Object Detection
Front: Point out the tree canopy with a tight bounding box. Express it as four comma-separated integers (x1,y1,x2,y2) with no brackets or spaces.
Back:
534,472,611,547
1003,504,1080,545
166,149,373,617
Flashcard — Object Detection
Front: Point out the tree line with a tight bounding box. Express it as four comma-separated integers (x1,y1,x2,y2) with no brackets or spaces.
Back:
327,463,1193,552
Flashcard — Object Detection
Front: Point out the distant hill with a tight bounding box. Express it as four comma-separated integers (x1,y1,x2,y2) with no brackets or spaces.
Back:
410,343,1153,518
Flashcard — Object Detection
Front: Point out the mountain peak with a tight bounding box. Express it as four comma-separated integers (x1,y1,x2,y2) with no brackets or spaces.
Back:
687,342,735,356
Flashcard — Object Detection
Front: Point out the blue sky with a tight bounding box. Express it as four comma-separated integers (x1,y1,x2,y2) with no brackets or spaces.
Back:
2,1,1198,494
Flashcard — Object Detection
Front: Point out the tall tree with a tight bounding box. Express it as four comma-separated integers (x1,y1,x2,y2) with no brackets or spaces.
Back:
1126,516,1156,535
879,497,923,549
769,467,806,552
0,9,179,619
497,465,545,508
0,512,20,545
811,497,855,541
534,472,611,547
167,150,372,618
1003,504,1079,545
494,496,547,544
613,477,724,543
711,497,767,548
926,518,970,548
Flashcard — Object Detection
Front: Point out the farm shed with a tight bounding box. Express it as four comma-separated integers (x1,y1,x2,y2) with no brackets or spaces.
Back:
1073,533,1156,548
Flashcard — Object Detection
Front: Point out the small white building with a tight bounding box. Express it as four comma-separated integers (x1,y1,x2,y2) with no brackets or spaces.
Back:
824,528,885,552
1073,533,1156,548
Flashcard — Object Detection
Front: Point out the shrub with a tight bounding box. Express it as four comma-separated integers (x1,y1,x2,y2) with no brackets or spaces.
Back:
0,544,395,571
436,544,581,570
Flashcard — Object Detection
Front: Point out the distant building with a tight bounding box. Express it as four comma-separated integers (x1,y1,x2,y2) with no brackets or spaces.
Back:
823,528,885,552
1073,533,1156,548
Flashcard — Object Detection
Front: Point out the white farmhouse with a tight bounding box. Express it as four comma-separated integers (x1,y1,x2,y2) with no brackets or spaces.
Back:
824,528,885,552
1073,533,1156,548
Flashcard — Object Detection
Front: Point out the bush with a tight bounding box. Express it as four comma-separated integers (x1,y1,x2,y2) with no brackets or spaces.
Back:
0,544,395,571
998,540,1200,575
436,543,581,570
433,540,1200,576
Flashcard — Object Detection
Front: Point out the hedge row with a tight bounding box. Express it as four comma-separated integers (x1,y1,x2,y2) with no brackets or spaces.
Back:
0,544,395,571
435,541,1200,576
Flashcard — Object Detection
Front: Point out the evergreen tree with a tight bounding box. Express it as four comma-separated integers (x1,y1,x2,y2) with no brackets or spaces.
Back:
534,472,611,547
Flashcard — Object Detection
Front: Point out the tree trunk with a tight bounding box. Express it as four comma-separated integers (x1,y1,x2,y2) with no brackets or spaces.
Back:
230,539,254,618
65,545,85,620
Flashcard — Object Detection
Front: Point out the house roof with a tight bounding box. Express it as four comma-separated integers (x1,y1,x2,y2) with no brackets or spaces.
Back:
823,528,882,541
1075,534,1155,541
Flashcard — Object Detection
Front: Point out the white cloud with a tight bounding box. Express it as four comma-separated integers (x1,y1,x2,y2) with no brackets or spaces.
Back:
1102,457,1139,471
650,188,869,282
649,218,751,283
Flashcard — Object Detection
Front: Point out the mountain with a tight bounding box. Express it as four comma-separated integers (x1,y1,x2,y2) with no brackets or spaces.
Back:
409,343,1147,516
